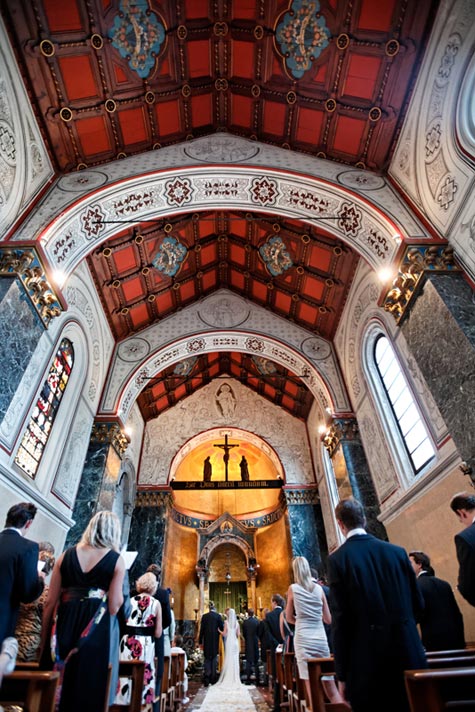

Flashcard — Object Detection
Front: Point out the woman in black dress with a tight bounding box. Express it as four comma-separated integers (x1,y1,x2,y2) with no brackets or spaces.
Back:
41,511,125,712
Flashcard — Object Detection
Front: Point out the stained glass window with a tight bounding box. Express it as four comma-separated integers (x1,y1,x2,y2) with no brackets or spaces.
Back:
15,338,74,478
374,335,434,473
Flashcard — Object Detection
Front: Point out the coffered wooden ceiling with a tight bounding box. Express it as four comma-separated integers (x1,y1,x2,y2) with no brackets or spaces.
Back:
2,0,438,421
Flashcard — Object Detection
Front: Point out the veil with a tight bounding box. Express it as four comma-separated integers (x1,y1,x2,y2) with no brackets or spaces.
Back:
215,607,241,688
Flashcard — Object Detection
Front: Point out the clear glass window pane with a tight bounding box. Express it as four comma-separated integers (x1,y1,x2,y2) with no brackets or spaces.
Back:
411,439,435,471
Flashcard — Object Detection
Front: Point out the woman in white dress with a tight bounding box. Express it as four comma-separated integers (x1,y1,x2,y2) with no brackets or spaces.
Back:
286,556,346,708
216,607,241,687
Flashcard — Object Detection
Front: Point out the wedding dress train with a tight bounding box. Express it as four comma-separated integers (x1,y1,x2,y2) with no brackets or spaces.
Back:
197,609,256,711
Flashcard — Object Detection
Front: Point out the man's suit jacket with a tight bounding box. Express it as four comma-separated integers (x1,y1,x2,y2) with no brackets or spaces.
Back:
0,529,44,645
265,606,283,649
417,572,465,651
242,614,259,662
455,522,475,606
328,533,426,712
199,609,224,659
155,586,172,631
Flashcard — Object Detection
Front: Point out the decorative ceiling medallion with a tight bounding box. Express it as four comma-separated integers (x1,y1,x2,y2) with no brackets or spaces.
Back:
173,356,198,377
39,39,55,57
275,0,330,79
259,236,293,276
301,336,331,361
152,236,187,277
58,170,108,193
199,293,250,328
108,0,166,79
183,135,259,163
117,337,151,362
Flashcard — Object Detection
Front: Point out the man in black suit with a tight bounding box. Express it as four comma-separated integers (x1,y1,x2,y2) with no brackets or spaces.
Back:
146,564,171,712
242,608,260,684
409,550,465,651
199,601,224,686
450,491,475,606
327,498,426,712
0,502,44,646
265,594,284,712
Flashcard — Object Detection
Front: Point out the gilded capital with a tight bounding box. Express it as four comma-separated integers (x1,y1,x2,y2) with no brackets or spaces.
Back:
322,417,359,457
383,245,459,324
0,247,63,328
90,421,130,457
283,487,319,505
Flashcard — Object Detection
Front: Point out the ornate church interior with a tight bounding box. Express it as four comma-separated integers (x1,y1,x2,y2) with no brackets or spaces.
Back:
1,0,475,699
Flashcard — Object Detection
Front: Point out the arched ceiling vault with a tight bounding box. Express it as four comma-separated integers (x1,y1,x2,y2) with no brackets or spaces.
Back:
1,0,439,423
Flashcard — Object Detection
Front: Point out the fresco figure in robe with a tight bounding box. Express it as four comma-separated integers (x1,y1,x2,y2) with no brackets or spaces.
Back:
240,456,250,481
203,456,212,482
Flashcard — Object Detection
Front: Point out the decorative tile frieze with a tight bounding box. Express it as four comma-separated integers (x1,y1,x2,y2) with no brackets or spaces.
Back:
90,421,130,457
135,489,172,508
383,244,460,324
283,487,319,505
0,247,63,328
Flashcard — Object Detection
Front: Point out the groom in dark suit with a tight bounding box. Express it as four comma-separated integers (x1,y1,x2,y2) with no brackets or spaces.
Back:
328,497,426,712
450,491,475,606
265,594,284,712
0,502,44,646
199,601,224,686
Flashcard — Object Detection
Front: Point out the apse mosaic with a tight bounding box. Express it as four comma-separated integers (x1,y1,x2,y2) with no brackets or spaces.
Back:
275,0,331,79
259,236,293,276
108,0,166,79
152,236,187,276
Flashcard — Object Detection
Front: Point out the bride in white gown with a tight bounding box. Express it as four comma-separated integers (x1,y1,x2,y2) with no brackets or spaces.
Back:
197,608,256,711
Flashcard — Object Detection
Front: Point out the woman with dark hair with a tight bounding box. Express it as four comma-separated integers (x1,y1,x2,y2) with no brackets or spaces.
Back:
41,511,125,712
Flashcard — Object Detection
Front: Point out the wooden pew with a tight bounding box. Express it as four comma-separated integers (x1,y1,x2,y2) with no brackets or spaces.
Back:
427,655,475,669
307,658,349,712
405,667,475,712
0,670,59,712
171,651,186,710
267,649,273,692
282,652,296,711
275,650,291,710
425,648,475,659
160,655,171,712
110,660,146,712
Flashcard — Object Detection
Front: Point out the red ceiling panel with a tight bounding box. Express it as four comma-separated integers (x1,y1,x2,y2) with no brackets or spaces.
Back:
343,55,382,100
59,56,98,100
201,269,217,291
191,93,213,127
155,291,174,313
184,0,208,19
232,1,257,20
43,0,82,32
274,291,292,314
262,100,286,135
187,40,211,78
118,108,149,145
332,115,367,155
230,271,245,290
308,244,332,272
302,275,325,300
156,100,181,137
232,41,255,80
76,116,111,156
112,246,137,273
231,94,253,128
357,0,396,31
129,303,150,329
296,107,324,145
122,278,144,303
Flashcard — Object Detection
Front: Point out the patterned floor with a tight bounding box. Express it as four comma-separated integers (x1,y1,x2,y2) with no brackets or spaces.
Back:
186,680,272,711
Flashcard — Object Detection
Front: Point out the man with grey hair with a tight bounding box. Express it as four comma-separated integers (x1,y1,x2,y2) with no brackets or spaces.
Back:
450,491,475,606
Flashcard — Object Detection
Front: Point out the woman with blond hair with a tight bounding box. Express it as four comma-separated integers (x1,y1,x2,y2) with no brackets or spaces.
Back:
286,556,346,709
115,571,162,707
41,510,125,712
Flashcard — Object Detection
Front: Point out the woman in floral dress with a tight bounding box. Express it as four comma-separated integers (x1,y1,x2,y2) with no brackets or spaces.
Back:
115,572,162,707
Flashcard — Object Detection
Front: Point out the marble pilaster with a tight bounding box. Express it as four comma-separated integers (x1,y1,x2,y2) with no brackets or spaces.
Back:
284,488,323,572
324,418,387,540
400,274,475,473
127,490,172,583
65,421,130,547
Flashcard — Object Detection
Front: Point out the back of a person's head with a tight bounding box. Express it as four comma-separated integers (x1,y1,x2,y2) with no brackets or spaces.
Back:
136,572,158,595
39,550,56,576
208,600,215,610
335,497,366,530
5,502,37,529
292,556,313,591
271,593,285,608
39,540,55,555
146,563,161,582
80,510,121,551
450,492,475,513
174,634,183,647
248,608,254,617
409,550,432,572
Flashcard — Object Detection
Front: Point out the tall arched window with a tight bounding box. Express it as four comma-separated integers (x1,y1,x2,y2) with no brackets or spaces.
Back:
374,335,434,473
15,338,74,478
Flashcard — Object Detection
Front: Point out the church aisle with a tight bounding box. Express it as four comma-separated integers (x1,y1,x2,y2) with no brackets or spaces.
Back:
188,682,272,712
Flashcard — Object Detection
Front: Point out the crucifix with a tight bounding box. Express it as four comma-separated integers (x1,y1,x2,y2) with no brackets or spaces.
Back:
213,433,239,481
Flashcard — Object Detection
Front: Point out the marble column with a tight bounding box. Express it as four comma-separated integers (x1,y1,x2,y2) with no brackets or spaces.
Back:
400,273,475,474
324,418,387,540
127,490,172,583
284,488,323,572
66,421,129,547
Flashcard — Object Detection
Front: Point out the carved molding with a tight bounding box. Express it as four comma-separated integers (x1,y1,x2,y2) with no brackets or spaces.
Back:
322,417,359,458
0,248,63,327
283,487,320,505
90,421,130,457
382,244,460,324
134,489,172,507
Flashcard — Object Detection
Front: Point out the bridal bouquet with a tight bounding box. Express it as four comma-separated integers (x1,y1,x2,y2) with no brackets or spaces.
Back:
188,647,204,677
